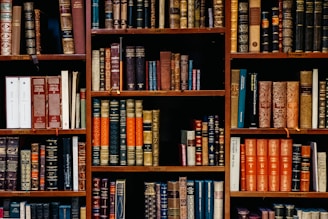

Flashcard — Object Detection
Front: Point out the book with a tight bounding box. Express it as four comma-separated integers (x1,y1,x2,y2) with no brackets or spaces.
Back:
261,11,270,52
230,69,240,128
152,109,160,166
280,138,293,192
71,197,80,219
160,182,168,218
144,182,156,218
71,0,85,54
256,139,268,192
58,0,75,54
272,81,287,128
5,76,19,128
312,68,319,128
202,116,209,166
6,136,19,191
125,45,136,90
194,119,202,166
300,144,311,192
310,141,319,191
195,180,204,219
80,88,86,128
248,0,261,52
135,99,143,166
18,76,31,128
11,5,21,55
291,143,302,192
31,77,47,129
204,180,214,219
143,110,153,166
160,51,172,90
100,99,109,166
319,81,326,128
126,99,136,165
136,46,146,90
245,138,257,191
300,70,313,128
213,181,224,219
317,151,327,192
59,205,71,219
92,98,101,166
323,0,328,52
237,1,249,52
246,72,259,128
208,115,215,166
61,70,70,129
0,137,6,190
230,136,240,191
110,99,120,166
47,76,61,129
115,179,126,219
71,71,80,129
313,0,322,52
92,49,100,91
78,141,86,190
186,180,195,219
167,180,180,218
305,0,314,52
295,0,305,52
230,0,238,53
240,143,246,191
45,138,59,190
111,43,120,91
39,143,46,190
0,0,12,55
62,137,72,190
179,176,187,219
271,7,279,52
258,81,272,128
119,99,127,166
72,136,79,191
31,142,39,190
182,130,196,166
286,81,300,129
282,0,293,52
20,149,31,191
237,69,247,128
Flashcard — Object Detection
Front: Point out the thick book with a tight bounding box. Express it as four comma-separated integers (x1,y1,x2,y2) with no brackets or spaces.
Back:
31,77,47,129
119,100,127,166
5,136,19,191
181,129,196,166
59,205,71,219
58,0,75,54
47,76,61,129
135,46,146,90
300,70,313,128
280,138,293,192
269,134,282,192
230,69,240,128
245,138,257,191
272,81,287,128
286,81,300,129
230,136,240,191
5,76,19,128
256,139,268,192
248,0,261,52
111,43,120,91
258,81,272,128
237,1,249,52
300,144,311,192
168,180,180,218
23,1,36,55
11,5,21,55
110,99,120,166
45,138,59,190
71,0,85,54
19,76,32,128
237,69,247,128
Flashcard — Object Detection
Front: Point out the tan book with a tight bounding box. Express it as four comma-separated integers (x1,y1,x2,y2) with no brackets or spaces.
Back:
258,81,272,128
11,5,21,55
299,70,313,129
272,81,287,128
34,8,41,54
230,0,238,53
160,51,172,90
159,0,165,28
230,69,240,128
169,0,180,28
286,81,300,129
249,0,261,52
174,53,181,90
319,81,326,128
152,109,160,166
187,0,194,28
143,110,153,166
180,0,187,28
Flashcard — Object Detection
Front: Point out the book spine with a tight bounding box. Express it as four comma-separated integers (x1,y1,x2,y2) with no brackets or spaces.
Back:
261,11,270,52
179,176,187,219
168,180,180,218
5,76,19,128
317,151,327,192
78,141,86,190
71,0,85,54
245,138,257,191
92,0,99,28
291,143,302,191
143,110,153,166
300,70,313,128
208,115,216,166
150,0,155,28
105,0,114,28
34,8,41,54
230,0,238,52
136,46,146,90
295,0,305,52
280,138,293,192
1,0,12,55
136,0,144,28
20,149,31,191
92,49,100,91
126,99,136,165
305,0,314,52
115,179,126,219
213,181,224,219
169,0,180,28
282,0,293,53
31,77,47,129
6,136,19,191
92,98,101,166
58,0,75,54
256,139,268,192
230,136,240,191
45,138,59,190
47,76,61,129
322,0,328,52
109,99,120,166
237,1,248,52
271,7,279,52
195,180,204,219
248,0,261,52
152,109,160,166
272,81,287,128
119,100,127,166
100,99,109,166
11,5,21,55
238,69,247,128
99,48,106,91
144,182,156,218
312,68,319,128
61,70,70,128
19,76,32,128
313,0,322,52
286,81,300,129
62,137,72,190
72,136,79,191
143,0,149,28
204,180,214,219
258,81,272,128
240,143,246,191
194,119,202,166
160,182,168,218
39,144,46,191
135,99,144,166
125,45,136,90
300,144,311,192
319,81,326,128
111,43,120,90
180,0,187,28
230,69,240,128
201,116,209,166
246,72,259,128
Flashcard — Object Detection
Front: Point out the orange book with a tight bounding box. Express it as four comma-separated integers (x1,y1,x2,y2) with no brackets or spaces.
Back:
245,138,257,191
280,138,293,192
100,99,110,166
135,99,144,166
193,119,202,166
240,143,246,191
268,139,280,191
300,144,311,192
126,99,136,166
256,139,268,192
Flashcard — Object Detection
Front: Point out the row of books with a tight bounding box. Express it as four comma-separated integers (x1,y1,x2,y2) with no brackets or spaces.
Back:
179,114,224,166
230,137,327,193
0,198,85,219
0,135,86,192
0,0,85,55
92,177,126,219
92,0,224,29
92,98,160,166
92,46,202,92
5,71,86,130
236,204,328,219
144,177,224,219
231,68,328,129
231,0,328,53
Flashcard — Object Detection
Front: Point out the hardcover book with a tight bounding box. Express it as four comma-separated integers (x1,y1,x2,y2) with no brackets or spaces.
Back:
92,98,101,166
19,76,31,128
11,5,21,55
280,138,293,192
109,99,120,166
143,110,153,166
246,72,259,127
5,136,19,191
195,180,204,219
272,81,287,128
152,109,160,166
186,180,195,219
100,99,109,166
179,176,187,219
249,0,261,52
58,0,75,54
317,151,327,192
286,81,300,129
119,99,127,166
5,76,19,128
245,138,257,191
291,143,302,192
230,136,240,191
300,144,311,192
238,69,247,128
47,76,61,129
31,77,47,129
62,137,72,190
204,180,214,219
237,1,249,52
71,0,85,54
126,99,136,165
300,70,313,129
256,139,268,192
20,149,31,191
258,81,272,128
31,142,39,190
213,181,224,219
135,99,143,166
168,180,180,218
230,0,238,53
115,179,126,219
230,69,240,128
23,1,36,55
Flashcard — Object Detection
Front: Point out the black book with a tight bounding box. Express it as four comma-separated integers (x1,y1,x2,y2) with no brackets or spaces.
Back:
43,203,50,219
313,0,323,52
245,72,259,128
322,0,328,52
62,137,72,190
305,0,314,52
50,202,60,219
36,203,44,219
237,1,249,52
30,203,37,219
71,197,80,219
295,0,305,52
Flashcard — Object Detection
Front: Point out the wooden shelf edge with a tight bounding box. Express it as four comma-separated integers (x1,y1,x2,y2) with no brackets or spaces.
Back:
0,54,86,61
230,52,328,59
0,191,86,197
230,128,328,135
0,129,86,135
230,191,328,198
91,166,225,172
91,90,225,97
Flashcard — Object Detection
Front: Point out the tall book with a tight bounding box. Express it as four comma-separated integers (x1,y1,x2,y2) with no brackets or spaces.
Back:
322,0,328,52
126,99,136,165
300,144,311,192
282,0,293,52
92,98,101,166
237,1,249,52
230,137,240,191
100,99,109,166
136,46,146,90
71,71,80,129
62,137,72,190
125,45,136,90
152,109,160,166
305,0,314,52
110,99,120,166
11,5,21,55
61,70,70,129
31,143,39,190
258,81,272,128
310,141,319,191
71,0,85,54
246,72,259,128
45,138,59,190
194,119,202,165
167,180,180,218
39,143,45,191
208,115,216,166
6,136,19,191
0,0,12,55
47,76,61,129
300,70,313,128
111,43,120,91
58,0,75,54
182,130,196,166
230,69,240,128
135,99,143,166
312,68,319,128
295,0,305,52
195,180,204,219
19,76,31,128
115,179,126,219
249,0,261,52
0,137,6,190
160,182,168,218
80,88,86,128
186,180,195,219
271,7,279,52
238,69,247,128
179,176,187,219
313,0,322,52
5,76,19,128
213,181,224,219
204,180,214,219
291,143,302,192
160,51,172,90
272,81,287,128
202,116,209,166
245,138,257,191
143,110,153,166
230,0,238,53
286,81,300,129
280,138,293,192
256,139,268,192
31,77,47,129
23,1,36,55
72,136,79,191
20,149,31,191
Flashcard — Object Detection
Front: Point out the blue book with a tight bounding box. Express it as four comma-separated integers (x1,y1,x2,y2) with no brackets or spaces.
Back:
92,0,99,28
204,180,214,219
195,180,205,219
59,205,71,219
160,182,168,218
188,59,193,90
119,100,127,165
237,68,247,128
115,179,126,219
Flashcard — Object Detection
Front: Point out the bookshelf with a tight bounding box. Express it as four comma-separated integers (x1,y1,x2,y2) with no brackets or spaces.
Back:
227,0,328,218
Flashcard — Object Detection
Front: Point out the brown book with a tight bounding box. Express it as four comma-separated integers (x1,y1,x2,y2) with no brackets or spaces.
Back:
71,0,85,54
249,0,261,52
231,69,240,128
258,81,272,128
286,81,300,128
280,138,293,192
11,5,21,55
319,81,326,128
160,51,172,90
245,138,257,191
125,46,136,90
240,143,246,191
180,54,189,90
272,81,287,128
105,47,111,91
300,144,311,192
179,176,187,219
268,139,280,191
46,76,61,129
31,77,47,129
167,180,180,218
256,139,268,192
179,0,187,28
174,53,181,90
34,8,41,54
202,118,209,166
169,0,180,28
110,43,120,91
58,0,75,54
300,70,313,128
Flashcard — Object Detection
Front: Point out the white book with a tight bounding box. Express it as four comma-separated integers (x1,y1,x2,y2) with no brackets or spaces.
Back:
19,77,31,128
310,141,319,192
312,68,319,128
75,93,80,128
213,181,224,219
20,201,27,219
317,152,327,192
230,136,241,191
92,49,100,91
71,71,79,129
6,76,19,128
25,203,31,219
61,70,70,129
181,130,196,166
187,180,195,219
72,135,79,191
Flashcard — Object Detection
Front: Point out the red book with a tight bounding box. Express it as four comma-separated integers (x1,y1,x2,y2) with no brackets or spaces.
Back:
193,119,202,166
70,0,85,54
31,77,47,129
110,43,120,91
268,139,280,191
240,143,246,191
300,144,311,192
245,138,257,191
256,139,268,192
46,76,61,129
280,138,293,192
258,81,272,128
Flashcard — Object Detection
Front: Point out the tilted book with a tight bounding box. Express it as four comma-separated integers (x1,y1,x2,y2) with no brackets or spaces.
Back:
58,0,75,54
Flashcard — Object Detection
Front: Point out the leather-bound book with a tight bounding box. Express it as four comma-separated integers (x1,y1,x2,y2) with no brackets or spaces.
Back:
295,0,305,52
280,138,293,192
11,5,21,55
125,45,136,90
58,0,75,54
245,138,257,191
160,51,172,90
299,70,313,129
272,81,287,128
313,0,322,52
135,46,145,90
268,139,280,191
258,81,272,128
286,81,299,129
304,0,314,52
